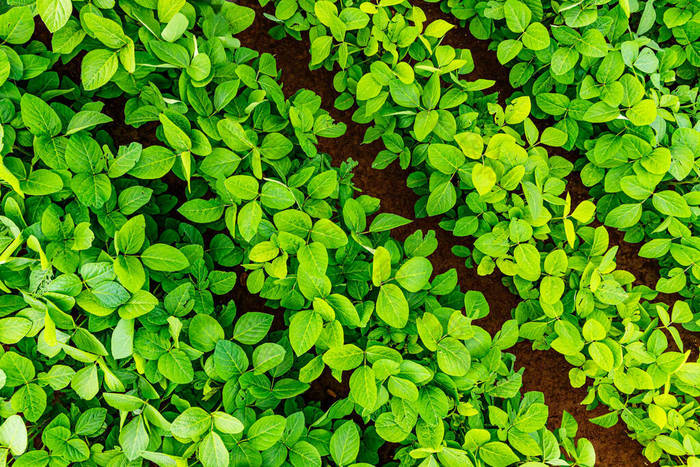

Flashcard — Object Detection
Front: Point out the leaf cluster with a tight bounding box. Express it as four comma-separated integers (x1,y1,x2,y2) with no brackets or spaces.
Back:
0,1,594,467
262,0,700,464
436,0,700,324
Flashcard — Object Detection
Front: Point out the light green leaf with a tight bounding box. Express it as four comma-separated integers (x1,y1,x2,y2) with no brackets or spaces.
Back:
141,244,190,272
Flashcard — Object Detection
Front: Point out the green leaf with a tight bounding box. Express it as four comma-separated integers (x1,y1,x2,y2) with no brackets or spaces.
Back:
472,164,497,195
480,441,520,467
290,310,323,356
330,421,360,466
349,365,377,410
71,365,98,400
212,412,244,434
141,244,190,272
111,318,134,360
387,376,419,401
594,279,628,305
474,232,509,258
424,19,454,37
178,199,224,223
252,343,285,373
197,431,228,467
0,7,34,44
634,48,659,73
571,200,596,222
162,13,189,42
536,93,570,116
13,383,47,422
311,219,348,249
150,41,190,68
37,0,72,33
522,22,549,50
119,416,148,461
189,314,224,352
21,94,61,137
158,0,185,23
627,99,656,126
417,313,442,351
248,415,286,451
214,80,241,111
0,317,31,344
389,79,420,107
326,295,361,328
356,73,382,101
323,344,363,371
310,35,333,66
454,132,484,158
656,435,686,456
540,127,568,147
551,320,584,356
289,441,321,467
187,53,211,81
437,337,470,377
171,407,211,440
496,39,522,64
71,172,111,207
110,142,143,178
514,244,541,281
221,3,255,33
652,191,691,218
81,49,119,91
233,312,273,345
428,144,465,174
116,215,146,255
550,48,579,75
605,203,642,229
0,415,27,456
306,170,338,199
158,350,194,384
375,413,410,443
464,291,489,319
504,0,531,32
395,257,433,292
377,284,409,328
589,342,614,372
513,403,548,432
414,110,439,141
248,241,279,263
84,13,128,49
225,175,259,200
372,246,392,286
583,101,620,123
214,340,248,380
118,186,153,215
426,181,457,216
261,133,293,160
160,113,192,153
39,365,74,391
103,393,143,412
505,96,530,124
369,213,412,233
92,281,130,308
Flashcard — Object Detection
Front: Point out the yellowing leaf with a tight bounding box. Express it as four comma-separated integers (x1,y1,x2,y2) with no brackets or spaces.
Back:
472,164,497,195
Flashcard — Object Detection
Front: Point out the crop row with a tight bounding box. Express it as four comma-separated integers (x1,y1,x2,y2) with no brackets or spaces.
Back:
260,0,699,464
431,0,700,325
0,1,594,466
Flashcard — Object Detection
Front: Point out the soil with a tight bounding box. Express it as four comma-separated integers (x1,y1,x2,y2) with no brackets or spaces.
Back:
235,1,674,465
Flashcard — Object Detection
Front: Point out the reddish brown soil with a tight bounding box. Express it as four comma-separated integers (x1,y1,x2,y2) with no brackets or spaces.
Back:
236,1,664,465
